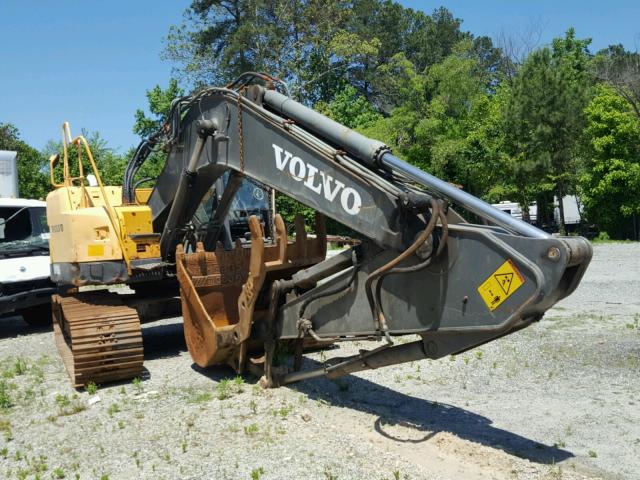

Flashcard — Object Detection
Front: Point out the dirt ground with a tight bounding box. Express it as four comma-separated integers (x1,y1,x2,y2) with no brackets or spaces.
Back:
0,242,637,480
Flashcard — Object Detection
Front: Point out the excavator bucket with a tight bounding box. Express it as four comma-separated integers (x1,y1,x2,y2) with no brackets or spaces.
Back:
176,213,326,371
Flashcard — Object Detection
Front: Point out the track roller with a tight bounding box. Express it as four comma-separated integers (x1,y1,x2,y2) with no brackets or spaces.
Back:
52,292,144,388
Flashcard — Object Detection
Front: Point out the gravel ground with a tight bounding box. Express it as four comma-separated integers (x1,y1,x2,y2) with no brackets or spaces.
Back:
0,243,637,480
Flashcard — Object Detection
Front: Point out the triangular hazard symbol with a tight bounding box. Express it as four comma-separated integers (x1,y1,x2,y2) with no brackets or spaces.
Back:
494,273,514,295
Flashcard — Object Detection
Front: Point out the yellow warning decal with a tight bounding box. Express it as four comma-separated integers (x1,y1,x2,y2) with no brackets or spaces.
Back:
477,259,525,311
87,244,105,257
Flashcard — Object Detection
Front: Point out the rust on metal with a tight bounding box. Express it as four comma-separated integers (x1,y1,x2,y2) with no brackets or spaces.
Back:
52,292,144,388
177,213,326,372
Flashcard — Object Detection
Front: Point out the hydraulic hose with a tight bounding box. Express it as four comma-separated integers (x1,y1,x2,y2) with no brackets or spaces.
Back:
364,199,440,339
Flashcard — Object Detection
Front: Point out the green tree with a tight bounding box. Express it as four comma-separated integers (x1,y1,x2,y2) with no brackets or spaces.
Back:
131,79,185,185
315,85,382,129
133,79,183,138
0,123,49,199
504,30,593,232
361,40,504,200
164,0,360,101
163,1,494,107
580,84,640,238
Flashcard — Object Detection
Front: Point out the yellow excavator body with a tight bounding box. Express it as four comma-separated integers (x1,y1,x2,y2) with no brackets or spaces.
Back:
47,185,159,265
46,123,162,387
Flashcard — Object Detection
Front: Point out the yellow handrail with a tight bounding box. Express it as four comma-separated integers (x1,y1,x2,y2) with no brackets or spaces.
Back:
50,122,133,273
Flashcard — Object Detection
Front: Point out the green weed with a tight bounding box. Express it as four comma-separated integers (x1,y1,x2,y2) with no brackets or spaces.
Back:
55,394,86,416
186,389,213,404
132,377,143,394
0,418,12,441
13,358,28,376
52,467,66,478
0,381,13,409
215,377,245,400
244,423,259,436
250,467,265,480
216,380,232,400
107,403,120,416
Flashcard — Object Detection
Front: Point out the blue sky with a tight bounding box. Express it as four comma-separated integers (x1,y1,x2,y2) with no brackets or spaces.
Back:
1,1,639,153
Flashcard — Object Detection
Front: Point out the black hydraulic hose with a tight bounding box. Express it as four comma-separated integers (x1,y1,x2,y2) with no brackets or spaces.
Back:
132,177,155,191
372,201,449,327
298,249,359,320
123,133,162,204
365,199,440,338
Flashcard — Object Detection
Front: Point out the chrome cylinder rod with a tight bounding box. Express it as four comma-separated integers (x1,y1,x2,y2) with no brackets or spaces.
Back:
381,152,549,239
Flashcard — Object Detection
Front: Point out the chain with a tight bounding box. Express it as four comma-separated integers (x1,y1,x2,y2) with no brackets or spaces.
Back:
237,88,246,174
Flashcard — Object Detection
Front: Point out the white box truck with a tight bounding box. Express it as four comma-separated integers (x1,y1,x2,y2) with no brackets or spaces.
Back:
0,151,55,325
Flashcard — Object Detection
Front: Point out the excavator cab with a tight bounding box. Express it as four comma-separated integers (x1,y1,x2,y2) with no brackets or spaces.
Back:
190,174,273,251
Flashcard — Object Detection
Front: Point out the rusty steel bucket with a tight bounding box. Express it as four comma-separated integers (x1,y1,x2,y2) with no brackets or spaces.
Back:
176,213,326,372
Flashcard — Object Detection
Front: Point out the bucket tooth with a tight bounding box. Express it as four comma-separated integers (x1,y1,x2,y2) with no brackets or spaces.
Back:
177,213,326,371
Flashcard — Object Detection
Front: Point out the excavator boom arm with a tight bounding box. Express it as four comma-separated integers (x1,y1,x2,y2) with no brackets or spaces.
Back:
137,79,591,386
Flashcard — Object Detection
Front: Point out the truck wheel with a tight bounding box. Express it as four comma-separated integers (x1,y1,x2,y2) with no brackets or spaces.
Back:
19,303,52,326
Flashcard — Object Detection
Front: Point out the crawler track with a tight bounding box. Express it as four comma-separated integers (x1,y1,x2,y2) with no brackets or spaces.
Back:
52,292,144,388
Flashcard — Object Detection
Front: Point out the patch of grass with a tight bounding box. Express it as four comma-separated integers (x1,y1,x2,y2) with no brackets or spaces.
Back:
132,450,141,468
250,467,265,480
591,232,636,244
277,404,293,418
244,423,259,436
107,403,120,417
0,418,12,441
249,399,258,414
0,380,13,409
588,450,597,458
85,382,98,395
52,467,66,478
55,394,86,416
216,380,232,400
232,375,245,392
215,377,245,400
13,358,28,376
132,377,143,394
187,389,213,404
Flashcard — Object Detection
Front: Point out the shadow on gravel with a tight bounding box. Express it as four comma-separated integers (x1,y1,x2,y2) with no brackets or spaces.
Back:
141,319,188,360
289,359,574,465
0,315,51,339
157,320,573,465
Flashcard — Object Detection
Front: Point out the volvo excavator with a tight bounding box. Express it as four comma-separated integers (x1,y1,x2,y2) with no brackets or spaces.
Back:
46,72,592,389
